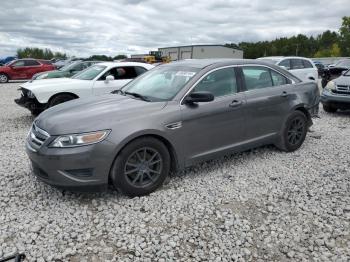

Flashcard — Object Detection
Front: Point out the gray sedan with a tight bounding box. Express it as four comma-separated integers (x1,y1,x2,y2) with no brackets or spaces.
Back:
26,59,319,196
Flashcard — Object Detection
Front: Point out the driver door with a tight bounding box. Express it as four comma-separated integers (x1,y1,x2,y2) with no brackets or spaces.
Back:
179,67,246,165
9,60,27,79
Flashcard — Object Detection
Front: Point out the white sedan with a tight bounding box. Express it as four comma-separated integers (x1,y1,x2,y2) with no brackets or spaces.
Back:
15,62,154,115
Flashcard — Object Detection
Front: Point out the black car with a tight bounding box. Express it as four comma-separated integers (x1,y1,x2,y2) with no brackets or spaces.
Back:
321,59,350,87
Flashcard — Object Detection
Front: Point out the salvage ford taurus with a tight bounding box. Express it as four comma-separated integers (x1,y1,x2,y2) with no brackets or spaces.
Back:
26,59,319,196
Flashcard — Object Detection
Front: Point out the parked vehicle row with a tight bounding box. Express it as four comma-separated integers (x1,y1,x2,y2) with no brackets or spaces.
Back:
0,59,55,83
15,62,154,115
24,59,320,196
32,60,102,80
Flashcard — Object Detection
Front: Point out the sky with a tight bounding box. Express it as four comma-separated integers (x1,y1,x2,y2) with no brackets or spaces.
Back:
0,0,348,57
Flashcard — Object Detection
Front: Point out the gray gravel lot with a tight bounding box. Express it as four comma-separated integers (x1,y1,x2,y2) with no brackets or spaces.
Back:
0,82,349,261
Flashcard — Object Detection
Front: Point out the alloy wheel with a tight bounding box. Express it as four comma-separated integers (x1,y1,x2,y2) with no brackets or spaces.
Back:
124,147,163,188
287,117,305,145
0,74,8,83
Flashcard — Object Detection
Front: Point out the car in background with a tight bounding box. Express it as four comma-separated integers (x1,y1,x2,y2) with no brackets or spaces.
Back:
258,56,318,82
321,69,350,112
15,62,154,114
0,56,17,66
25,59,319,196
32,60,101,81
0,59,55,83
321,59,350,88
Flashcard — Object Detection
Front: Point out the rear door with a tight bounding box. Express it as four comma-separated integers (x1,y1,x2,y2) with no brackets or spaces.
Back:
24,59,42,78
240,65,293,141
290,59,307,81
180,67,246,165
92,66,140,95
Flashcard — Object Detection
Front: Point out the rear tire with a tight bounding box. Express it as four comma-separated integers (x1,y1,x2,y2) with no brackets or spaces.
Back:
0,73,9,83
48,94,76,108
110,137,171,197
323,104,337,113
277,111,308,152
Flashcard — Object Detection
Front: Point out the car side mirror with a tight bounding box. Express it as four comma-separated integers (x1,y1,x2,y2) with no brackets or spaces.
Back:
105,75,114,83
184,91,214,104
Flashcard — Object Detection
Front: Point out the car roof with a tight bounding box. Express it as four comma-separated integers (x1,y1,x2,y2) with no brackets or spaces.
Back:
95,61,154,68
163,59,283,69
259,56,312,61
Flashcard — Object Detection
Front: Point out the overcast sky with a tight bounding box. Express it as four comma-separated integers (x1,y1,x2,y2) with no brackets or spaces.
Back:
0,0,347,57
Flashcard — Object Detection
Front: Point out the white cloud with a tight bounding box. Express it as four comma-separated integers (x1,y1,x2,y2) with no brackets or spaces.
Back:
0,0,347,57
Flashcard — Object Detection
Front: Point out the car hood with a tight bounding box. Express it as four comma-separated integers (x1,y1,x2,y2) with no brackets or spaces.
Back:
334,75,350,85
35,94,167,135
21,78,87,90
35,70,67,79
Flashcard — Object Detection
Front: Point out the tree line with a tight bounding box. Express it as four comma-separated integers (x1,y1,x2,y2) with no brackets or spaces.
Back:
226,16,350,59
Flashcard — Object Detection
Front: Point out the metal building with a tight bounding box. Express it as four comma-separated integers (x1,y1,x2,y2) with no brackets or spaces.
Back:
158,44,243,61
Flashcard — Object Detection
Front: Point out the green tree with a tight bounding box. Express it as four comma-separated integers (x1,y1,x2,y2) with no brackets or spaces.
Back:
339,16,350,56
17,47,66,59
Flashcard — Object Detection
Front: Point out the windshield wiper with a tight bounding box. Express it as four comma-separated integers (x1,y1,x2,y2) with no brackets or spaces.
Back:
124,91,151,102
111,89,125,95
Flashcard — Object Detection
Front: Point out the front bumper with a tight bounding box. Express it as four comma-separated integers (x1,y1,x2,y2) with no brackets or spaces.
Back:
320,90,350,109
26,135,117,192
14,89,46,113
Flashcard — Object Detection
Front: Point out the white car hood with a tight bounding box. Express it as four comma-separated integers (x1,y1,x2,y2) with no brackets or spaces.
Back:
21,78,87,91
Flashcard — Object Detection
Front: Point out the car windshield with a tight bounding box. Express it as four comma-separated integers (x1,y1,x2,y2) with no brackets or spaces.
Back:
121,66,200,102
72,65,106,80
335,60,350,68
59,61,80,71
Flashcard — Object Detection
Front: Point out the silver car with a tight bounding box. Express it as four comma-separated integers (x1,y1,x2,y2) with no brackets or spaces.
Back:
26,59,319,196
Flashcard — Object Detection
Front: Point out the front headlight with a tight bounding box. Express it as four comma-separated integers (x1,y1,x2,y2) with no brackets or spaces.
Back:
49,130,110,148
325,81,336,91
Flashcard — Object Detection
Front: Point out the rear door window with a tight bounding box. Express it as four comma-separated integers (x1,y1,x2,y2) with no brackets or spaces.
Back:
291,59,304,69
24,60,40,66
242,66,273,90
278,59,291,70
270,70,290,86
302,59,313,68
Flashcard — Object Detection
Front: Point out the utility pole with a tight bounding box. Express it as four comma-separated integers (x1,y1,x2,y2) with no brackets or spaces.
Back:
295,44,299,56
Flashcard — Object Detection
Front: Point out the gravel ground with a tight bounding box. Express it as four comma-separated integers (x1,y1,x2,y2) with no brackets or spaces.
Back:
0,82,349,262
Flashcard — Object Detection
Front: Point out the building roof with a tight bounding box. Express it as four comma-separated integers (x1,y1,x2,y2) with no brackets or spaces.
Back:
158,44,241,50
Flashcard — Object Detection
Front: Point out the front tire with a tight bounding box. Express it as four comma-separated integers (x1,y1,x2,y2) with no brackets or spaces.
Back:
277,111,308,152
0,73,9,83
110,137,171,197
48,94,76,108
323,104,337,113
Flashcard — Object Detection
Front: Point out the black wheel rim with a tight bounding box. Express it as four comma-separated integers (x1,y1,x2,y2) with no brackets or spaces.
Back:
124,147,162,188
287,117,305,145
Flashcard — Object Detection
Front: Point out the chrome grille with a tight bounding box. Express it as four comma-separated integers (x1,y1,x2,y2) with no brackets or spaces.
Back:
336,85,350,94
27,123,50,151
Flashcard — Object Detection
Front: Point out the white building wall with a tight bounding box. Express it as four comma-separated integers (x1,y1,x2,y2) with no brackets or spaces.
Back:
193,46,243,59
159,45,243,61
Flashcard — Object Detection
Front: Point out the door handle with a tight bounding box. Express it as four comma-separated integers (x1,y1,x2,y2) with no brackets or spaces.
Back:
229,100,243,108
281,91,288,97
